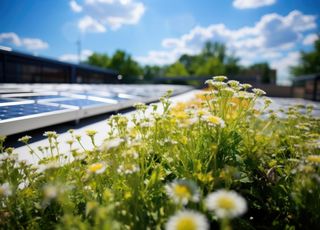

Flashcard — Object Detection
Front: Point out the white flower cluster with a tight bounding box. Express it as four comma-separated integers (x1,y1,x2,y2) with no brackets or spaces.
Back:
117,163,140,175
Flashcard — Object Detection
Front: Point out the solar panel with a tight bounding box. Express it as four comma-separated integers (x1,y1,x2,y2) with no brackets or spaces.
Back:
81,93,132,102
51,98,108,107
0,83,192,135
13,95,66,100
0,103,64,120
0,98,14,103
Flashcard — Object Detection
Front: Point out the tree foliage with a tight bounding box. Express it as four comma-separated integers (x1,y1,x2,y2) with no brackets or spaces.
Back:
290,36,320,76
244,62,274,84
164,62,189,77
143,65,163,81
86,41,275,83
87,53,110,69
86,50,143,83
178,41,241,77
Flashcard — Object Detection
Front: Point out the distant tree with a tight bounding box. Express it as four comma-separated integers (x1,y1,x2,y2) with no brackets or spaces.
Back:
245,62,273,83
202,41,226,63
85,41,242,81
143,65,163,81
110,50,143,82
164,62,189,77
179,54,196,75
290,37,320,76
109,50,127,72
225,55,241,75
87,50,143,83
195,57,225,76
86,53,110,68
178,41,241,77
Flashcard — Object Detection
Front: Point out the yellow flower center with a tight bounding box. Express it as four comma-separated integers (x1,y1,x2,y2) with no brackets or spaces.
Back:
174,185,191,199
207,116,220,124
307,155,320,163
86,130,97,137
176,217,197,230
217,196,235,210
174,111,188,120
88,163,104,173
198,110,206,116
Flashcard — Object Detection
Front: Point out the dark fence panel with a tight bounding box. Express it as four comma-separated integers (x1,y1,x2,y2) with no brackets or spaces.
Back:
0,49,119,84
292,74,320,101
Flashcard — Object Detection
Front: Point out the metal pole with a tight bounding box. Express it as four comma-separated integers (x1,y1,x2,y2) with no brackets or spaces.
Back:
77,39,81,64
313,76,319,101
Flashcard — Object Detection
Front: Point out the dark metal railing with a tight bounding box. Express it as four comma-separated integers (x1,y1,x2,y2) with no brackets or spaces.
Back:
152,75,261,88
291,74,320,101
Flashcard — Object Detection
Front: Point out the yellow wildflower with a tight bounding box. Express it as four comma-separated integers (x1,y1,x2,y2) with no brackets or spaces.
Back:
88,162,106,174
307,155,320,164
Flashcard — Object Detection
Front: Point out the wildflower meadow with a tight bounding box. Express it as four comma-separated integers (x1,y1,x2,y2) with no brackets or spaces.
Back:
0,76,319,229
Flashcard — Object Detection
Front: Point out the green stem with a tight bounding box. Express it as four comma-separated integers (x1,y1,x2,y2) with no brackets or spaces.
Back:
221,218,231,230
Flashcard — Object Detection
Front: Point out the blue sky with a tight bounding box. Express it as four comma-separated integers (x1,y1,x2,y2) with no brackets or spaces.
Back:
0,0,319,84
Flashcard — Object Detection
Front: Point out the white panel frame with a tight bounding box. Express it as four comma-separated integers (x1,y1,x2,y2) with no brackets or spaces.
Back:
0,84,192,135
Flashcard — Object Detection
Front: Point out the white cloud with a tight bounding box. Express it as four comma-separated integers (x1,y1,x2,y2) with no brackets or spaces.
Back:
233,0,276,9
303,33,318,45
70,0,145,33
0,32,49,50
22,38,48,50
78,16,106,33
270,51,300,82
148,11,315,63
136,49,188,66
59,49,93,63
0,32,22,46
136,10,317,84
70,0,83,12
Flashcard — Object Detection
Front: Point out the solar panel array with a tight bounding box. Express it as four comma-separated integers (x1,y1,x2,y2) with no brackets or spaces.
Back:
0,84,192,135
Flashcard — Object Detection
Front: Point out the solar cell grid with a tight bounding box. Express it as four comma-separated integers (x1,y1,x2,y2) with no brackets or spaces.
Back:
0,103,65,120
0,84,192,135
0,98,14,103
84,93,130,101
14,95,66,100
51,99,108,107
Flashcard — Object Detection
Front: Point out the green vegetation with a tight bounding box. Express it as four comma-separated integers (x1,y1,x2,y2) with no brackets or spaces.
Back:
87,50,143,83
1,77,319,229
164,62,189,77
178,42,240,77
291,36,320,76
86,42,274,83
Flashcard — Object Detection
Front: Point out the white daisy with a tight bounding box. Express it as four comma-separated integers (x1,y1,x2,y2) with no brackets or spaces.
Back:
252,88,266,96
41,161,60,171
165,210,209,230
236,91,255,99
220,87,235,97
117,163,140,175
241,83,252,90
88,162,106,174
165,180,200,205
213,76,228,82
101,137,124,150
227,80,240,87
0,182,12,197
205,190,247,219
43,185,58,199
202,115,226,128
